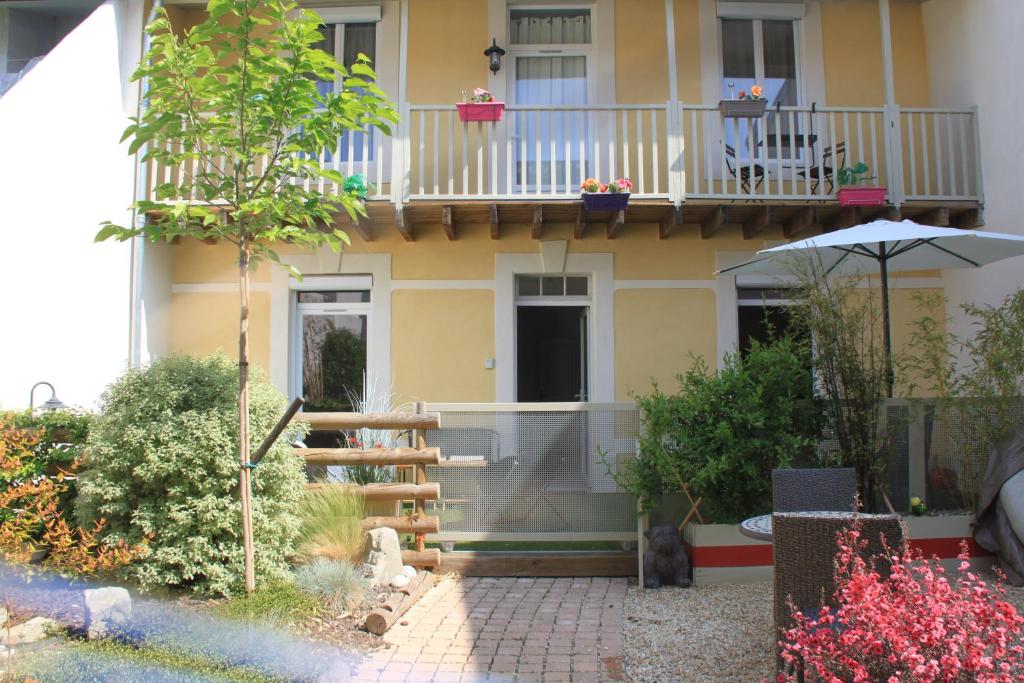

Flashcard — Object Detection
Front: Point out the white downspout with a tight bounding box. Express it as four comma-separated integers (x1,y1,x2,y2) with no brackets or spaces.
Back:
128,0,162,368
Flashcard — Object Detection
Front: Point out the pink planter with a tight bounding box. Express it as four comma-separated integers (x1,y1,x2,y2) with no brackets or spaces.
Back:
837,186,888,207
456,102,505,122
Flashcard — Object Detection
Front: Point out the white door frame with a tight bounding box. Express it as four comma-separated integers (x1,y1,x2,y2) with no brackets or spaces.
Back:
495,252,614,402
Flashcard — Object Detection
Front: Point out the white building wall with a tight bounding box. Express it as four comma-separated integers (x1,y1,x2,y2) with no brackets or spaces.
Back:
922,0,1024,333
0,0,146,410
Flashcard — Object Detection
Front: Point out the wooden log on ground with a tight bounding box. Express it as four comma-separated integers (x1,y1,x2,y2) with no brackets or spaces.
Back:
305,482,440,501
293,412,441,431
297,447,441,466
362,515,440,534
402,548,441,568
364,571,435,636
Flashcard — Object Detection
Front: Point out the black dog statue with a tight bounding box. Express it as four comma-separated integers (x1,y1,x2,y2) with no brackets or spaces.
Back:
643,525,691,588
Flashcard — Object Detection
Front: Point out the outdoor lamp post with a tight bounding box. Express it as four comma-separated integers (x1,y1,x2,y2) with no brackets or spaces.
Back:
484,38,505,74
29,381,67,413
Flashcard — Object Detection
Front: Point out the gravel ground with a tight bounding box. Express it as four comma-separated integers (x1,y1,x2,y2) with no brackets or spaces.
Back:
624,581,775,683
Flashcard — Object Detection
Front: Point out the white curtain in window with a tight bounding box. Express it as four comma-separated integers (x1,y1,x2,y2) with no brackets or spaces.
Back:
515,56,587,105
510,10,591,45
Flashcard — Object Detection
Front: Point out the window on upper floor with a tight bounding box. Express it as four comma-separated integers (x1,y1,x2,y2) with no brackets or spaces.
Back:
311,20,378,163
721,18,798,109
721,17,801,162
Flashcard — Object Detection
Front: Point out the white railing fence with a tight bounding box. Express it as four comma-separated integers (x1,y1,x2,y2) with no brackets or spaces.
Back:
147,103,982,207
404,104,671,201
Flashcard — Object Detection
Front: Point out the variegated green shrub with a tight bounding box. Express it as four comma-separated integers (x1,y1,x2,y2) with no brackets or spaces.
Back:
76,354,307,596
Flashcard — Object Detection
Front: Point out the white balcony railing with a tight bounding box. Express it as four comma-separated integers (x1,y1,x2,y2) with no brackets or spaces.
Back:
148,103,983,208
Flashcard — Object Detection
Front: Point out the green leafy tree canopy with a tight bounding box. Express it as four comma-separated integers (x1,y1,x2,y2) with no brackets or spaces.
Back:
94,0,398,591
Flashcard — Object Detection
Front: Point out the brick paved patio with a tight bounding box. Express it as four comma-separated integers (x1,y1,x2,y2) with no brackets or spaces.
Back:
352,576,628,682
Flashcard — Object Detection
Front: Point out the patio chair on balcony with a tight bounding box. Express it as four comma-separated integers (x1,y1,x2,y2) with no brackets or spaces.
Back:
773,511,904,675
796,141,846,194
724,144,767,193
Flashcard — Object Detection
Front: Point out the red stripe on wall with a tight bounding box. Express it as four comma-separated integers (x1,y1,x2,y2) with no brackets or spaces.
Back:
688,537,992,569
910,537,993,559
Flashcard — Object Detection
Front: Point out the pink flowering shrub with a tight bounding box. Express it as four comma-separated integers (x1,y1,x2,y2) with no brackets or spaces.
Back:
779,525,1024,682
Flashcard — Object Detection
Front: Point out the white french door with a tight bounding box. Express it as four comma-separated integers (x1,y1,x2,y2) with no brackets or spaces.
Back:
508,7,594,193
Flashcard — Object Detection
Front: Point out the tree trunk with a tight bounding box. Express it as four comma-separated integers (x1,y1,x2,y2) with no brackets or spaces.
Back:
239,243,256,592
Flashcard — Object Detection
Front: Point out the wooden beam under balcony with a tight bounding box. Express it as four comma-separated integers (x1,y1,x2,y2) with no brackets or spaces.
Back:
607,210,625,239
489,204,499,240
700,206,728,239
395,207,413,242
441,205,456,240
919,207,950,227
659,206,681,240
743,207,771,240
783,206,816,239
825,206,861,232
573,204,586,239
955,208,982,229
532,206,543,239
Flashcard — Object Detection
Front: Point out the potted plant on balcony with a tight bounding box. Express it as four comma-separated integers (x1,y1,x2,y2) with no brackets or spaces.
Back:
581,177,632,211
719,84,768,118
456,88,505,122
836,162,887,207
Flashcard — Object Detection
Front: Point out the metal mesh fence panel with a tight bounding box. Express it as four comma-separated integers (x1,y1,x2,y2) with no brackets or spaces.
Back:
924,401,1024,511
423,406,640,538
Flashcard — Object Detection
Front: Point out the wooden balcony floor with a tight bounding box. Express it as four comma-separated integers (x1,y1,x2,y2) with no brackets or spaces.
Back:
346,198,982,242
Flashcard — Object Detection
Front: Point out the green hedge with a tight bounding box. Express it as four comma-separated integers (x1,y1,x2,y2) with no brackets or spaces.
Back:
620,338,821,523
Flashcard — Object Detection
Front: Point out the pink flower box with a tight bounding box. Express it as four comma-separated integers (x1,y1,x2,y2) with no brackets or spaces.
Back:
837,186,887,207
456,102,505,122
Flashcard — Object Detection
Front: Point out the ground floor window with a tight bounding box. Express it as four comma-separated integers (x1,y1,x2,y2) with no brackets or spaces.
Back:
736,286,798,356
295,290,370,413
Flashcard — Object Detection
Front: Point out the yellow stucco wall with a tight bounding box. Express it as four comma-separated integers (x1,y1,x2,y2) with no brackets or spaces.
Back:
615,0,669,103
406,0,489,104
614,288,717,400
821,0,931,107
391,289,495,402
170,291,271,372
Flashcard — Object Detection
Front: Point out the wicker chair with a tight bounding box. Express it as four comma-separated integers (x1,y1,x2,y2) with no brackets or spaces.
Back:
773,512,905,672
772,467,858,513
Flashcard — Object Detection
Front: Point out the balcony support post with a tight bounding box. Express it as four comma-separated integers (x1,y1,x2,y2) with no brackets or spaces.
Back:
878,0,904,207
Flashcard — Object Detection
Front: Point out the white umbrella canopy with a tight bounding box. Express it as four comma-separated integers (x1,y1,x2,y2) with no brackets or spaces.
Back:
716,219,1024,395
717,220,1024,278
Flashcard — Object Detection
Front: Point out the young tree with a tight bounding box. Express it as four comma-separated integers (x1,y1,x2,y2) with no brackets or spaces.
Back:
96,0,398,591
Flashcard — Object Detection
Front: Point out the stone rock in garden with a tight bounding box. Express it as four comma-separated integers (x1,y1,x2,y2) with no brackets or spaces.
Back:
362,528,404,588
401,565,416,579
3,616,59,645
643,525,692,589
391,574,410,589
83,586,132,640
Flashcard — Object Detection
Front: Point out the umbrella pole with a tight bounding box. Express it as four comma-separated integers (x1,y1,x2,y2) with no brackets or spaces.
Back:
878,242,894,397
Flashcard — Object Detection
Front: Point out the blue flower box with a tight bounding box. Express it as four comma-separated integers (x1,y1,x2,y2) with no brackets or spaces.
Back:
581,192,630,212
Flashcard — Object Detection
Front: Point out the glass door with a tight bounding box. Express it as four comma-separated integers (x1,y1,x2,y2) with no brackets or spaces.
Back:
295,291,370,413
509,8,592,193
721,18,801,163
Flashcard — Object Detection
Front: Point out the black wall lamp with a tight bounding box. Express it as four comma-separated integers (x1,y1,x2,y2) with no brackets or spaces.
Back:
484,38,505,74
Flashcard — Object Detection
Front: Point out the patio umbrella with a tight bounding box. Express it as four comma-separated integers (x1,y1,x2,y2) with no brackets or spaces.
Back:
716,219,1024,395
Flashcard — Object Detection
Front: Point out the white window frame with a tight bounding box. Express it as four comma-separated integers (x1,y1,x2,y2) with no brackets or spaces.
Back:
496,253,613,403
289,286,374,408
719,16,806,168
507,6,598,107
718,16,805,109
308,5,393,187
